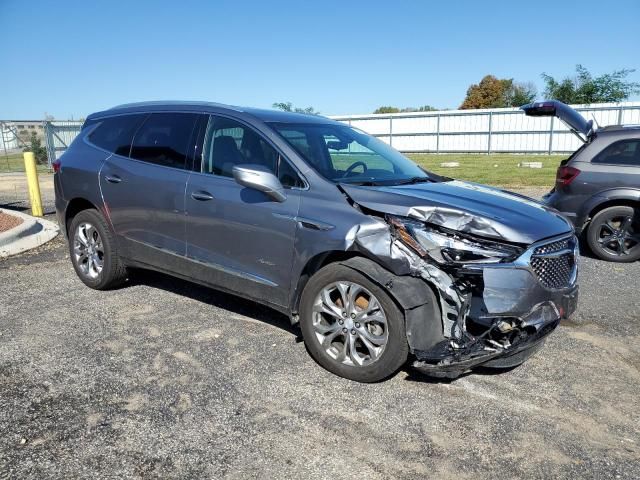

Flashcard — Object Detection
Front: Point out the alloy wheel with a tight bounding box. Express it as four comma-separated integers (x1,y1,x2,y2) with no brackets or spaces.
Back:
596,214,640,257
73,222,104,279
312,281,388,367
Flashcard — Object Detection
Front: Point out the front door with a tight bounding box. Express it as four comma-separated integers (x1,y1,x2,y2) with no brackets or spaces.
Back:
185,115,304,307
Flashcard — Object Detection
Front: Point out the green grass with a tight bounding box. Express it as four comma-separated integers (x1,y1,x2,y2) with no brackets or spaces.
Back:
406,153,567,187
0,150,565,187
0,153,51,173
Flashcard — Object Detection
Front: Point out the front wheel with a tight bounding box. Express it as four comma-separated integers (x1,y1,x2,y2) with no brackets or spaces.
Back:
299,263,408,383
586,206,640,262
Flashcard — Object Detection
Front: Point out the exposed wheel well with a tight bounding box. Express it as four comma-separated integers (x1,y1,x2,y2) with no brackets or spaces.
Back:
291,253,445,352
291,251,366,318
290,251,442,324
65,198,98,235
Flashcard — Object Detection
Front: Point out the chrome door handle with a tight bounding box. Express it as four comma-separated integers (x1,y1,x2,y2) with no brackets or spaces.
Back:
191,191,214,201
105,175,121,184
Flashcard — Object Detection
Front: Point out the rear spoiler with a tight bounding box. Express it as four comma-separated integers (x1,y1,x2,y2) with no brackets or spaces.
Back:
521,100,594,143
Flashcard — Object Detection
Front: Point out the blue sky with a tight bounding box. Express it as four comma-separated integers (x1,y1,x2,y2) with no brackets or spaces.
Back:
1,0,639,119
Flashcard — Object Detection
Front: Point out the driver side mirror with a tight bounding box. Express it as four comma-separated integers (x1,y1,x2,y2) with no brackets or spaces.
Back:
232,164,287,202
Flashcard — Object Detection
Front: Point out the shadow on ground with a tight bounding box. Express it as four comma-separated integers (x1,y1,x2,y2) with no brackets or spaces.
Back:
127,268,302,339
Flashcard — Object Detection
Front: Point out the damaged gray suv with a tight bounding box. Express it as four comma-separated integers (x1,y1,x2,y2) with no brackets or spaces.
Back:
55,101,579,382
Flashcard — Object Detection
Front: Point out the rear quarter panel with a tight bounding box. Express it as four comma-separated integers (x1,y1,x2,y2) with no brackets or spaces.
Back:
56,133,110,233
561,132,640,226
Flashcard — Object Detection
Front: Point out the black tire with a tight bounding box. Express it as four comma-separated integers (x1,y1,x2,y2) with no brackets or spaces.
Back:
586,206,640,263
299,263,408,383
68,209,127,289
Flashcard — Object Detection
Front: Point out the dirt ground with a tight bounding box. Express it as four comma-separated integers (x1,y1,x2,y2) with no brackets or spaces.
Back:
0,177,638,478
0,173,55,215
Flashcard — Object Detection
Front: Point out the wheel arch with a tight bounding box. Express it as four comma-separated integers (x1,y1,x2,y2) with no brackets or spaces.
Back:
581,189,640,230
290,251,366,318
64,197,99,235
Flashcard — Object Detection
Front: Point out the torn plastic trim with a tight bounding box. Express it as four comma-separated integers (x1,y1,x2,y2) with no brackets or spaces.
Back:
413,316,560,378
336,256,448,354
341,213,469,345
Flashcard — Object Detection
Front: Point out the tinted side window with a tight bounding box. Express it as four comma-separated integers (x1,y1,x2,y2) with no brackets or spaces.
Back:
88,114,146,156
130,113,199,169
592,139,640,166
202,116,303,187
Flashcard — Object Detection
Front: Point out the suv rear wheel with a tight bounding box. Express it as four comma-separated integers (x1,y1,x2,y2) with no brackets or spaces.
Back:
68,209,127,289
299,263,408,382
587,205,640,262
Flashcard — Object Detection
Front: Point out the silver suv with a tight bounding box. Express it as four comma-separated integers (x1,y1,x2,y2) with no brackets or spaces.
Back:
523,100,640,262
55,101,579,382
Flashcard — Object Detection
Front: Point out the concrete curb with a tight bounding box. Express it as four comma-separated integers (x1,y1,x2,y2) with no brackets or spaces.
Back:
0,208,60,258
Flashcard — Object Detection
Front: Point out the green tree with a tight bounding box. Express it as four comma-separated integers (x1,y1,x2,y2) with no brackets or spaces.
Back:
542,65,640,104
272,102,320,115
23,132,48,165
504,81,537,107
373,106,400,114
373,105,438,114
410,105,438,112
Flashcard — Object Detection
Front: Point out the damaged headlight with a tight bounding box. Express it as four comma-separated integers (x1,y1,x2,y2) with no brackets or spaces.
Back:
388,215,523,264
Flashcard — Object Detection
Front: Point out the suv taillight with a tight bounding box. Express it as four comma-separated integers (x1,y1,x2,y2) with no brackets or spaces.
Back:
52,160,61,173
556,165,580,187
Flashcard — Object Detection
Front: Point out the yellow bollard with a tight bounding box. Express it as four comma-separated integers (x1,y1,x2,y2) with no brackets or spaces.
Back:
23,151,43,217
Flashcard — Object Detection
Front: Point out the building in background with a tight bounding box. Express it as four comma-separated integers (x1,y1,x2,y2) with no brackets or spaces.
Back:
0,120,46,152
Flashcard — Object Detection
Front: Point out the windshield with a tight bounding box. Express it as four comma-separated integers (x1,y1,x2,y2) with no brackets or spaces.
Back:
269,122,430,185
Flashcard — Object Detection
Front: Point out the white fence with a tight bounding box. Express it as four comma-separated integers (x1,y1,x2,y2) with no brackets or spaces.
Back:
4,101,640,163
330,101,640,154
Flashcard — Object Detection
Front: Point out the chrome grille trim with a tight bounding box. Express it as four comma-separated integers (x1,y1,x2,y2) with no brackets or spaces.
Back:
533,238,570,256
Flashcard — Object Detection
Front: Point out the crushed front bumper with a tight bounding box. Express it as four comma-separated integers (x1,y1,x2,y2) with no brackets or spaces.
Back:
410,234,579,378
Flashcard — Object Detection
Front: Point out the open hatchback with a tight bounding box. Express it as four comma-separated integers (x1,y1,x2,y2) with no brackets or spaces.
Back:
521,100,595,142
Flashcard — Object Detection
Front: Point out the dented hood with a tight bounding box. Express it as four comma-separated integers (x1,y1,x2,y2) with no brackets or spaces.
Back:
340,180,572,244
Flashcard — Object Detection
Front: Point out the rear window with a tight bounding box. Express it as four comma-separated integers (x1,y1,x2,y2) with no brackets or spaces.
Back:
130,113,199,169
88,114,147,156
592,139,640,166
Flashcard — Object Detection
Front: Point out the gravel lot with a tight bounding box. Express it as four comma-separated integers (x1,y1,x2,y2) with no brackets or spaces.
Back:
1,188,639,479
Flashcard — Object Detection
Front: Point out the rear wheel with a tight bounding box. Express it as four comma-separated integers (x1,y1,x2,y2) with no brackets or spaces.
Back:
68,209,127,289
587,206,640,262
299,263,408,382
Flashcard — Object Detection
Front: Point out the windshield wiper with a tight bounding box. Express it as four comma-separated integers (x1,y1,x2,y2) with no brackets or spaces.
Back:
394,176,432,185
339,180,386,186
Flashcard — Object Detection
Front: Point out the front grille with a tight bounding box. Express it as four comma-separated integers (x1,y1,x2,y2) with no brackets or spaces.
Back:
533,238,570,256
530,236,576,290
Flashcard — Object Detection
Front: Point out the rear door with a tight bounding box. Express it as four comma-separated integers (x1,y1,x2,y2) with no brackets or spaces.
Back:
99,112,201,269
184,115,304,307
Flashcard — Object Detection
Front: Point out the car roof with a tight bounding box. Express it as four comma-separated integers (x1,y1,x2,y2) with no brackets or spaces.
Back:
87,100,338,125
597,124,640,134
